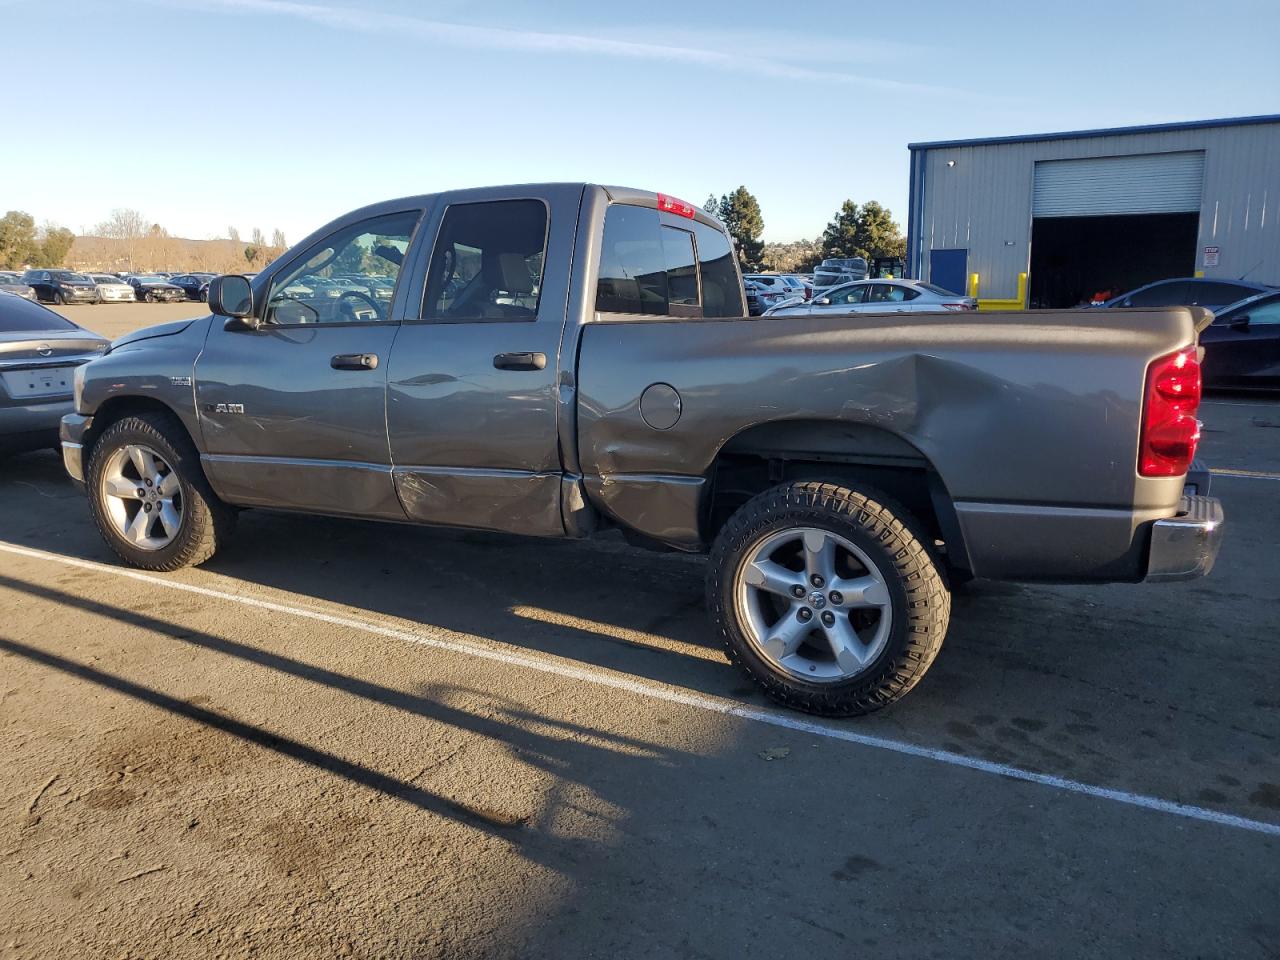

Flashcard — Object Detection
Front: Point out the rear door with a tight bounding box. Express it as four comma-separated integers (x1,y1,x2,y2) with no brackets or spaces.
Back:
385,186,581,537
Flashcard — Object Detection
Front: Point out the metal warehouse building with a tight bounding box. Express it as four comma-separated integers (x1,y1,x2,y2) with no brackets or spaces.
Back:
905,114,1280,308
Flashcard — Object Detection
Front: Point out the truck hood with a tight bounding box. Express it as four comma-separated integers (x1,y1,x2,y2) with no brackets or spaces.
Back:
111,316,206,350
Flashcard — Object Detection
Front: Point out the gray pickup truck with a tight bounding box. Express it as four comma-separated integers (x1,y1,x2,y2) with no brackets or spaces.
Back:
60,183,1223,715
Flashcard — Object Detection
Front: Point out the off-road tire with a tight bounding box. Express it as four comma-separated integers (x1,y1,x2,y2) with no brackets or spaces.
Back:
708,481,950,716
87,412,235,571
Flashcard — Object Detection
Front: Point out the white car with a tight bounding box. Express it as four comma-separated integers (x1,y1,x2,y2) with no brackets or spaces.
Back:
89,274,137,303
764,278,976,316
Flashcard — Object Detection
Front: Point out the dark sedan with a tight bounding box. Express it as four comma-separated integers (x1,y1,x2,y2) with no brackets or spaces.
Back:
21,269,101,305
1101,277,1272,312
168,273,218,301
127,275,188,302
0,295,109,454
0,272,38,301
1200,291,1280,390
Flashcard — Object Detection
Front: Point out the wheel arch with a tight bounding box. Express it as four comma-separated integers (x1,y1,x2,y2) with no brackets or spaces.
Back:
704,418,972,576
83,395,195,463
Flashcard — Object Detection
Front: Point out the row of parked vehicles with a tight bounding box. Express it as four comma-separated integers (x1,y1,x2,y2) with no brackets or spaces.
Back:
0,269,234,305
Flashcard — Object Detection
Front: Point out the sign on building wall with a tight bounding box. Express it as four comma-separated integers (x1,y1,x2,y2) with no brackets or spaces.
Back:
1203,246,1220,267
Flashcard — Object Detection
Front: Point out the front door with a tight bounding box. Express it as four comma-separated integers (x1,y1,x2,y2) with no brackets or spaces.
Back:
1204,295,1280,388
195,208,422,518
385,189,577,537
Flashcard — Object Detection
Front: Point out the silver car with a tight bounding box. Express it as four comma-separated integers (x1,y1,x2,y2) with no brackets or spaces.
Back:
89,274,137,303
0,271,37,301
765,278,976,316
0,294,109,454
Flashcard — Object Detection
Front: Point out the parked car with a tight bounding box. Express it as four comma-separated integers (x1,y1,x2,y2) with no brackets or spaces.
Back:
61,183,1222,718
745,274,811,303
89,274,137,303
126,275,187,302
21,269,100,305
1100,278,1272,311
1,294,108,454
0,272,37,301
168,273,218,301
812,257,868,295
1200,290,1280,390
744,279,791,316
765,279,976,316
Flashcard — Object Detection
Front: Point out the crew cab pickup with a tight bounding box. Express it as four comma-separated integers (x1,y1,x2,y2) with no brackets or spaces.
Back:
61,183,1224,715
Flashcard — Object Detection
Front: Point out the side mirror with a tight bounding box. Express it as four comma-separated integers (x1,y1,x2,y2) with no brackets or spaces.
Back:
208,275,257,329
1230,314,1251,331
815,297,831,306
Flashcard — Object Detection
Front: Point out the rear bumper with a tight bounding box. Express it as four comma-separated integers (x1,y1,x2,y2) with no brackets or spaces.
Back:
1145,495,1224,582
59,413,93,486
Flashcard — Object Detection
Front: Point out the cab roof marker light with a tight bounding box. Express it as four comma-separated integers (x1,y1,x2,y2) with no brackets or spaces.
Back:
657,194,696,219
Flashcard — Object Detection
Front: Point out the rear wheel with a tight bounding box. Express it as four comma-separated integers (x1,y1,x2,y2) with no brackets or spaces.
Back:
708,481,950,716
87,412,235,570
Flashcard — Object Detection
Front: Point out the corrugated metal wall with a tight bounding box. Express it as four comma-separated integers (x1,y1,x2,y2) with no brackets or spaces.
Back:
908,120,1280,299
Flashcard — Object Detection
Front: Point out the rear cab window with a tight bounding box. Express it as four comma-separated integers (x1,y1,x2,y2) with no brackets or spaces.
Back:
595,204,745,319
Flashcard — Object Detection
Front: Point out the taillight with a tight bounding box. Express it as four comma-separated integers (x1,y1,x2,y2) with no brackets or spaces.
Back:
1139,347,1201,477
657,193,696,218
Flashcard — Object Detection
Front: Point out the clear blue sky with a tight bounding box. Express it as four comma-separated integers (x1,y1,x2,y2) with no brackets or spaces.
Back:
4,0,1278,245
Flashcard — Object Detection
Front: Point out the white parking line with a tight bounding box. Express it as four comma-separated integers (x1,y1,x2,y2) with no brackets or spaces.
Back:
1212,468,1280,481
1,539,1277,839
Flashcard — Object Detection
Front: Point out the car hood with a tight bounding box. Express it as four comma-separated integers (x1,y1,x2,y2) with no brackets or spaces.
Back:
111,316,203,350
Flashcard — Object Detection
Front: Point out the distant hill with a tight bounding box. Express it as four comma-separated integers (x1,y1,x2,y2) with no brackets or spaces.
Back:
67,234,280,274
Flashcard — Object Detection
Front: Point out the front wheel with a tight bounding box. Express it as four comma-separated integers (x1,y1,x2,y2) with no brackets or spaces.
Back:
707,481,950,716
51,291,65,305
86,412,235,571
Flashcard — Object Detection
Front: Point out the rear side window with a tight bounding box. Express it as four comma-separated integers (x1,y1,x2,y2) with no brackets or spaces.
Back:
422,199,548,321
1126,282,1186,307
1189,281,1257,306
595,205,744,318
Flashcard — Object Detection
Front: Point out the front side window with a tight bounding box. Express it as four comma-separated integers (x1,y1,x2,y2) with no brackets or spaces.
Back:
421,200,547,321
1243,297,1280,326
266,210,418,325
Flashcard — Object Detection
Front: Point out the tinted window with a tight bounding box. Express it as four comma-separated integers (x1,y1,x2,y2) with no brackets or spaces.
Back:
1125,282,1187,307
422,200,547,321
693,219,744,317
1235,296,1280,326
596,205,669,315
1189,281,1259,306
0,296,76,332
596,205,743,318
917,282,957,297
267,210,418,325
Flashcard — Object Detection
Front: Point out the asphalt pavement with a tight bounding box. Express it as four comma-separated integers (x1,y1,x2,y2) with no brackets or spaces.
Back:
0,303,1276,958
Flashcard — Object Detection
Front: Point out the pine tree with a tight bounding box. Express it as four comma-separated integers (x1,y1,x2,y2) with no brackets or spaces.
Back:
713,186,766,272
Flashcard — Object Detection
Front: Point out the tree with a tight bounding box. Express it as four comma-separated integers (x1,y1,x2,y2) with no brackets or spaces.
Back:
763,238,822,273
244,245,260,266
704,195,718,215
271,228,286,249
37,225,75,267
819,200,905,263
0,211,38,269
711,186,766,272
95,208,147,270
228,226,241,243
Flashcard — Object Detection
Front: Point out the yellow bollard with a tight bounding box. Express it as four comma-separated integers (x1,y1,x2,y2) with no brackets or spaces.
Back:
968,273,980,299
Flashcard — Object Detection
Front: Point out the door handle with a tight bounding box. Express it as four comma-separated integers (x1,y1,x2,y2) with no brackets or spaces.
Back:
493,352,547,371
331,353,379,370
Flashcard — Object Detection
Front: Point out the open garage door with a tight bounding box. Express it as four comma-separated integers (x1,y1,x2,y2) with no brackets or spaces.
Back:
1029,152,1203,307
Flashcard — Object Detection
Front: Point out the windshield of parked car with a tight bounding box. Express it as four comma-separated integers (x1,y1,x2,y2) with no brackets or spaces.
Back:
51,271,90,282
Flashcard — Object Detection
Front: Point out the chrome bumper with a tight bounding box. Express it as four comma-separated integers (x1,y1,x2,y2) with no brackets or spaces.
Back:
59,413,93,486
1146,495,1224,582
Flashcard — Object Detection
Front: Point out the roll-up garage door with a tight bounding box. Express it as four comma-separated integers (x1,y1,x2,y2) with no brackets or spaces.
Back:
1032,151,1204,217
